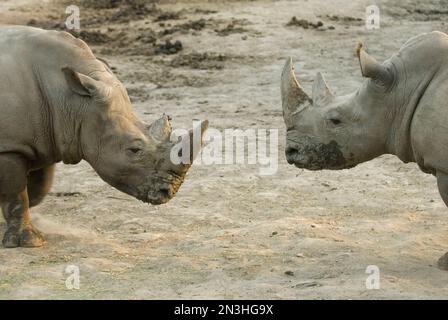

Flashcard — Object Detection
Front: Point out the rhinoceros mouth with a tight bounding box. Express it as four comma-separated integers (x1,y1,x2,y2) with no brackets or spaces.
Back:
286,140,348,170
145,187,172,205
137,172,186,205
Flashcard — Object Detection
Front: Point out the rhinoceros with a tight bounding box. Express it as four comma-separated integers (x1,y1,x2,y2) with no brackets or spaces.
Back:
0,26,208,248
281,31,448,269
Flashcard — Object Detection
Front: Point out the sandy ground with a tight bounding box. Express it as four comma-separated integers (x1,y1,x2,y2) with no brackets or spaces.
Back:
1,0,448,299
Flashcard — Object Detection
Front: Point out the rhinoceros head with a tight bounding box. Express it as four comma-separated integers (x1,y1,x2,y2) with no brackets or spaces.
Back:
281,44,395,170
62,67,208,205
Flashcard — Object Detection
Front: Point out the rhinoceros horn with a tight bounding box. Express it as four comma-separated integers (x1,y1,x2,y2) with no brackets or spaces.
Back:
187,119,209,163
149,114,172,143
356,43,394,87
281,58,312,125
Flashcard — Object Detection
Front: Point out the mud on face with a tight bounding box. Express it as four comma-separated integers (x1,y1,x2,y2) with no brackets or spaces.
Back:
136,165,190,205
285,134,350,170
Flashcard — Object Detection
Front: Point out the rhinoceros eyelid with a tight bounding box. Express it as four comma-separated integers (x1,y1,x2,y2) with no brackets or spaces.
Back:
129,138,145,146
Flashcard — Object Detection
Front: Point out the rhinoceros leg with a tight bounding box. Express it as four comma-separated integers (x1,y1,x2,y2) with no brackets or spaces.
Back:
2,189,45,248
436,171,448,270
28,165,55,208
0,154,45,248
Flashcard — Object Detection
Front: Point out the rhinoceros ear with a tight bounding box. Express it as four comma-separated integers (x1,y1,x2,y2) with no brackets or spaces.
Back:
312,72,334,106
149,114,172,143
62,67,108,98
356,43,393,87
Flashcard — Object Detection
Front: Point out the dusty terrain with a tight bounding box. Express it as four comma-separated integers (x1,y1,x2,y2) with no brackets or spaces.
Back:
1,0,448,299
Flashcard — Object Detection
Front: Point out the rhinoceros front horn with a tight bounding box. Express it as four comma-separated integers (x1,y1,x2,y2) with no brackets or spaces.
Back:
281,58,312,125
356,43,394,87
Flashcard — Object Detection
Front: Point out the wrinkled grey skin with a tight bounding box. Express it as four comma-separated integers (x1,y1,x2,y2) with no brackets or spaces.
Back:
281,31,448,269
0,26,208,248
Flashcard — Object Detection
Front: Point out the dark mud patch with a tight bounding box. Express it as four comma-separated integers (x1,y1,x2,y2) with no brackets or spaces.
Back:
170,52,227,70
155,40,183,55
406,8,448,21
384,0,448,21
27,0,160,29
215,22,249,36
49,192,83,197
288,138,349,170
169,52,263,70
97,29,182,56
155,11,181,22
80,0,123,9
121,64,211,91
192,8,218,15
287,17,323,29
286,17,332,30
73,30,112,45
324,15,363,25
159,19,207,36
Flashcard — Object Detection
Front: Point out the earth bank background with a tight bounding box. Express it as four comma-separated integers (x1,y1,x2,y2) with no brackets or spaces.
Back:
1,0,448,299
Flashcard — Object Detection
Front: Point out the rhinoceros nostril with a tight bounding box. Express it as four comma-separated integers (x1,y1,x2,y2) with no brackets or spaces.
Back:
285,147,298,164
159,188,171,199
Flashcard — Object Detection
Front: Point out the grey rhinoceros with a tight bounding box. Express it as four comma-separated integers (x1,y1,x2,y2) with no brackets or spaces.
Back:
281,31,448,269
0,26,208,248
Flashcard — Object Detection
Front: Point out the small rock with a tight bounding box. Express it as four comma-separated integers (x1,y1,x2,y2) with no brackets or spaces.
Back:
285,270,295,276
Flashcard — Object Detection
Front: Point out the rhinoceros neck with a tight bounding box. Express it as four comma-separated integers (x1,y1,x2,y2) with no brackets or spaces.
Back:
45,89,85,165
52,102,85,165
385,40,442,163
386,76,432,164
32,68,86,165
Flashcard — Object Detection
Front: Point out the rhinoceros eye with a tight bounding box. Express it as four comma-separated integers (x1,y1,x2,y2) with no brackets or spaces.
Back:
127,147,143,156
129,148,141,154
329,118,341,125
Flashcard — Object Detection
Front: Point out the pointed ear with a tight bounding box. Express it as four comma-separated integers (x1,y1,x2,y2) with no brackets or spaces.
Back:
312,72,334,106
356,43,394,87
62,67,107,97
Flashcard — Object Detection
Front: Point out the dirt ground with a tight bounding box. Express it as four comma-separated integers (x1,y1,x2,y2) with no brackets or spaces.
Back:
1,0,448,299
